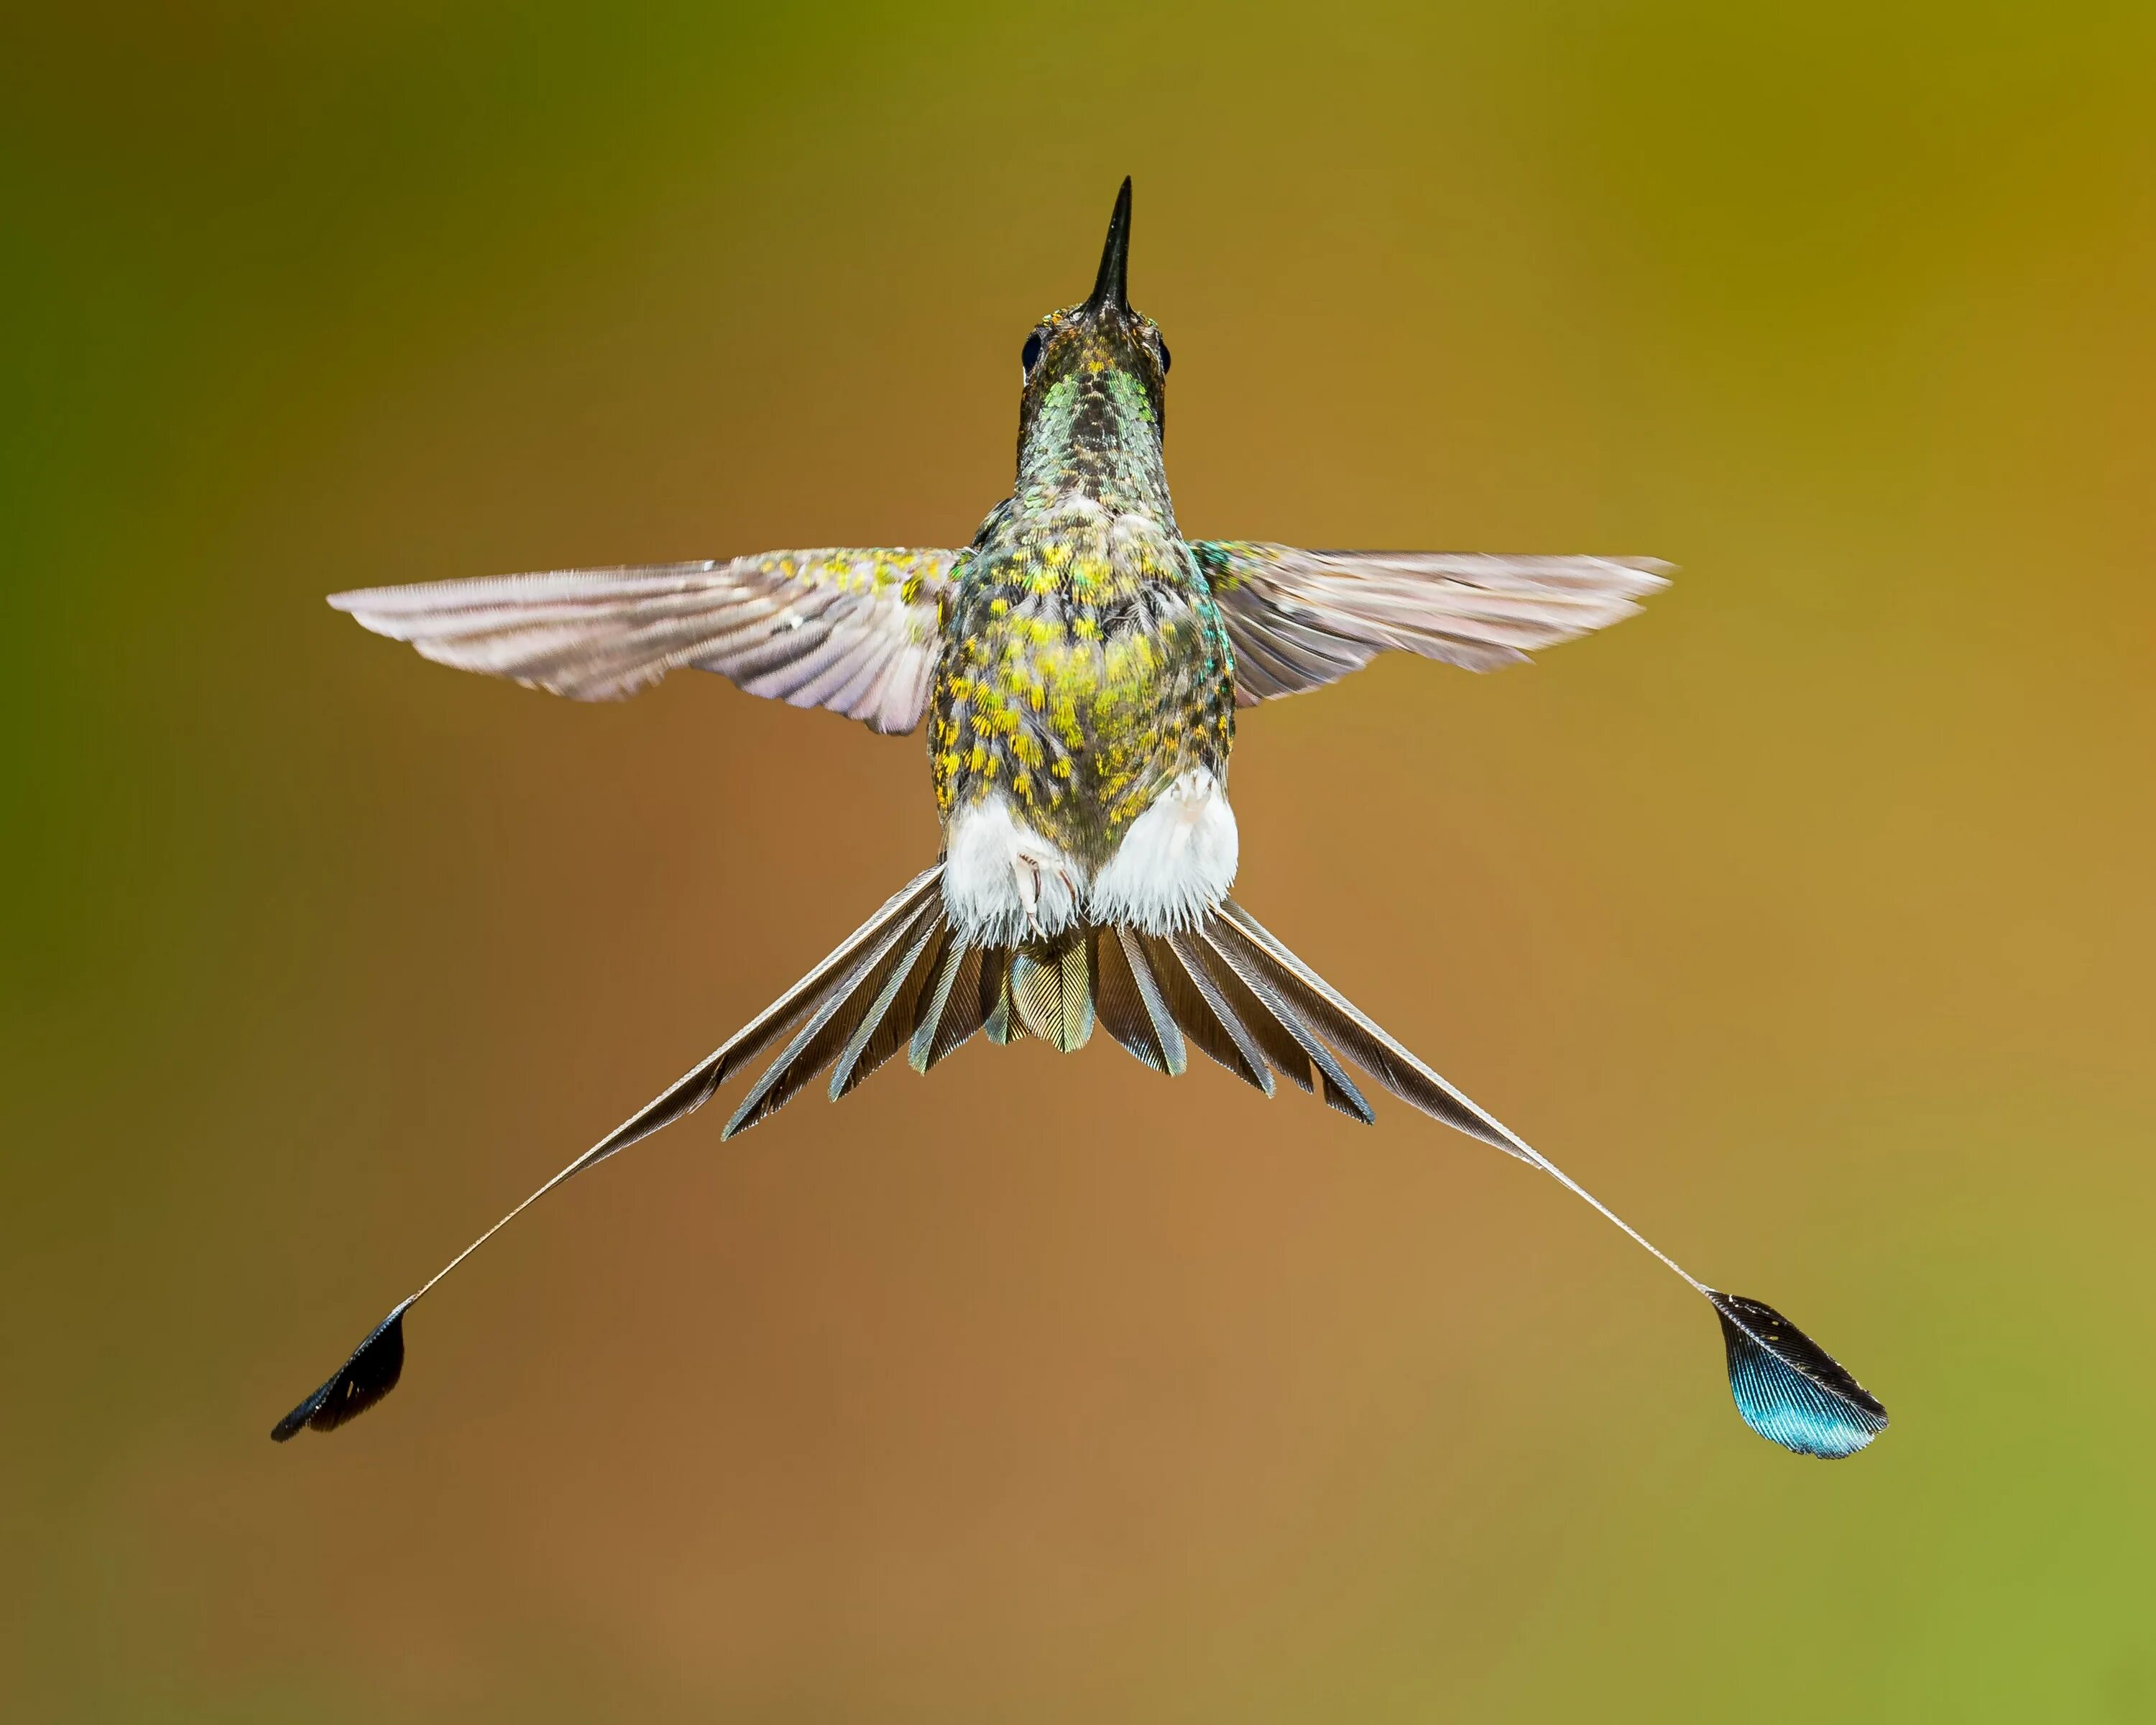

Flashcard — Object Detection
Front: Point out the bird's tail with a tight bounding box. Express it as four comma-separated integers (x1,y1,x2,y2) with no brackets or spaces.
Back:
276,863,1886,1458
714,872,1392,1133
717,873,1565,1145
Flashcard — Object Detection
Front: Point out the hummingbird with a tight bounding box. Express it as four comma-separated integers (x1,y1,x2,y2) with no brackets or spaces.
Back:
275,180,1886,1460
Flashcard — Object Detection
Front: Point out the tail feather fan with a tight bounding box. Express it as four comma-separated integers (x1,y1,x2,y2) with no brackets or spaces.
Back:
275,870,1884,1458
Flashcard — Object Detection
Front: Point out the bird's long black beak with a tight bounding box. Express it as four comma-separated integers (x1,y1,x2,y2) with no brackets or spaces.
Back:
1084,177,1133,318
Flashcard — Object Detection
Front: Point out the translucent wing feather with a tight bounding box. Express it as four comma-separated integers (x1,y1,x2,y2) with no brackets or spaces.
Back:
1191,543,1672,705
328,550,961,732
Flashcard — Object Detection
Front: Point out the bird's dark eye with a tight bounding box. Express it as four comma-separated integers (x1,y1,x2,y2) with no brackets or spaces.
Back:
1156,336,1171,374
1021,331,1044,374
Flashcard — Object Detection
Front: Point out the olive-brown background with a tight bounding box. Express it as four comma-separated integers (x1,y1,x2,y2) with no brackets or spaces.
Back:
6,4,2153,1719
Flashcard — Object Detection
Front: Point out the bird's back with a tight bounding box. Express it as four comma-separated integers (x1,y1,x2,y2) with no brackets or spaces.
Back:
931,498,1233,871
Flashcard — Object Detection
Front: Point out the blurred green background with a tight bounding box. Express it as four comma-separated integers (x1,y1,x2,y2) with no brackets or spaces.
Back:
6,2,2154,1719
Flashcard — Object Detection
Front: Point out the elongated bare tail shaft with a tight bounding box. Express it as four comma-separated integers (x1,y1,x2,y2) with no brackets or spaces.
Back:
276,869,1884,1457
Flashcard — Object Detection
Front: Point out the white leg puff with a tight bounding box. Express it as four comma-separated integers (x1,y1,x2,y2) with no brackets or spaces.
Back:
1087,769,1240,934
943,795,1088,945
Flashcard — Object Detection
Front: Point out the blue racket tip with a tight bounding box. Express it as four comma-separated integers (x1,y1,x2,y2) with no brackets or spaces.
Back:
1707,1290,1887,1458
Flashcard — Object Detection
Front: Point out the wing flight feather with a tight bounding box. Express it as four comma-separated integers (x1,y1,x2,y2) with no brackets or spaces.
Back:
1192,543,1672,705
329,550,961,733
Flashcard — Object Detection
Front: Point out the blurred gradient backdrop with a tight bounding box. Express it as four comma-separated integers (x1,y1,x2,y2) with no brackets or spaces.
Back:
6,3,2155,1719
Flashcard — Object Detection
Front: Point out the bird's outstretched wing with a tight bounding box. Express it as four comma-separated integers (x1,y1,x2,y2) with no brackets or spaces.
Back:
328,550,963,733
1191,543,1672,706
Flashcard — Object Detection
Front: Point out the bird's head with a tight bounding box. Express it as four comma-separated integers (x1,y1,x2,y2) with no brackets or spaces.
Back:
1013,178,1172,506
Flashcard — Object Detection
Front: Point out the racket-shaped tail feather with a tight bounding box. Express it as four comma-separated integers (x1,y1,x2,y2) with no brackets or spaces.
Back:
270,1300,412,1441
1708,1291,1889,1458
275,873,1885,1457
